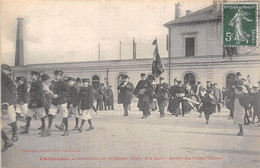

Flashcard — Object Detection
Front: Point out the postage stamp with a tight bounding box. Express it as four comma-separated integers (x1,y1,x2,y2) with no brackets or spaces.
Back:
222,3,258,47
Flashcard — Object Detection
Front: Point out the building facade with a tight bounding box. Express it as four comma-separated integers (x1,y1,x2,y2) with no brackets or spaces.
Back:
12,0,260,100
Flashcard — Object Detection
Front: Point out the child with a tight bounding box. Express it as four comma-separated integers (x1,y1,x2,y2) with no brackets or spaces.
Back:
78,78,95,132
202,89,216,124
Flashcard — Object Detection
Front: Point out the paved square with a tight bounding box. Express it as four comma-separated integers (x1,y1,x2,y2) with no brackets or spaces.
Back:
2,104,260,168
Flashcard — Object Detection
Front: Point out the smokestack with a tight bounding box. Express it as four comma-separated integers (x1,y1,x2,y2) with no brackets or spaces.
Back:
175,2,181,20
15,18,24,66
133,38,136,60
186,10,192,15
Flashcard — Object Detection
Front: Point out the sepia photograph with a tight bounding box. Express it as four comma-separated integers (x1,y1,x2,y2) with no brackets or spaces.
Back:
1,0,260,167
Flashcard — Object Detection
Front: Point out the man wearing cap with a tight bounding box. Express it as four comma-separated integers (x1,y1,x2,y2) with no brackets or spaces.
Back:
78,78,95,132
1,64,17,151
117,75,134,116
66,77,80,131
134,73,146,112
42,70,69,136
20,71,46,134
15,76,29,120
74,77,82,93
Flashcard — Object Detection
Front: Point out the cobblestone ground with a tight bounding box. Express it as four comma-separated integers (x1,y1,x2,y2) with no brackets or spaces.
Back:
1,103,260,168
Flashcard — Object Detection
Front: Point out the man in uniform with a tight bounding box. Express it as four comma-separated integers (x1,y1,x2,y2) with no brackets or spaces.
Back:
20,71,46,134
1,64,17,151
78,78,95,132
42,70,69,136
15,76,29,120
117,75,134,116
134,73,146,112
66,77,80,131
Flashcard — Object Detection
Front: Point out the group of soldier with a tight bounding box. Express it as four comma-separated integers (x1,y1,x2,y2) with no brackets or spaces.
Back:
1,64,96,152
2,62,260,152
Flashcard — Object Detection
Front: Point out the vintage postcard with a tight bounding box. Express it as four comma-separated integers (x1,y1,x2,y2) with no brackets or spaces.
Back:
1,0,260,168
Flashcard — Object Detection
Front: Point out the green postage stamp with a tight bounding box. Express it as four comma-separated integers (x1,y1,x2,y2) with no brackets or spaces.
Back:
222,2,258,47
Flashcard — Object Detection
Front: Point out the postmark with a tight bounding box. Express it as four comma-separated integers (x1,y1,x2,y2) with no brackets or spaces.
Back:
222,2,258,47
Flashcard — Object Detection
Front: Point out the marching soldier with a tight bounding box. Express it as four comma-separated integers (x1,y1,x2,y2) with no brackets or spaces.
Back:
20,71,46,134
1,64,18,152
16,76,29,120
117,75,134,116
66,77,80,131
42,70,69,136
78,78,95,132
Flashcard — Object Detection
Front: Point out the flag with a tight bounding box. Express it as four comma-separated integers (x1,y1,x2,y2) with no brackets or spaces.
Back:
152,40,165,77
223,46,238,58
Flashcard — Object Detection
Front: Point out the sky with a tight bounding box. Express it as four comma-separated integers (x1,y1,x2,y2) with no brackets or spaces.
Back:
1,0,212,65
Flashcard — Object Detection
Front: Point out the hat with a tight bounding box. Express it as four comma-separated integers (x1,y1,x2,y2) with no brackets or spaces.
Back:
67,77,75,82
206,81,211,83
241,78,247,81
54,70,63,76
124,75,129,79
141,73,145,77
213,83,217,86
236,72,242,77
173,78,178,82
76,77,81,83
177,80,182,84
147,75,154,81
30,71,40,76
160,77,164,81
41,74,50,81
82,78,90,83
1,64,12,72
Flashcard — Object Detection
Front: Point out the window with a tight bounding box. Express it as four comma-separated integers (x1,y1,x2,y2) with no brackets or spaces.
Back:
184,73,196,85
226,73,236,89
92,75,100,90
185,37,195,57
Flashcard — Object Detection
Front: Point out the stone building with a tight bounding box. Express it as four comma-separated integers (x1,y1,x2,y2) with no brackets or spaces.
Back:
12,0,260,100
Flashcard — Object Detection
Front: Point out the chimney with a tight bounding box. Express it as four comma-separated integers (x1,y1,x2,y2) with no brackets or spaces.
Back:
175,2,181,20
213,0,221,13
186,10,192,15
15,18,24,66
133,38,136,60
